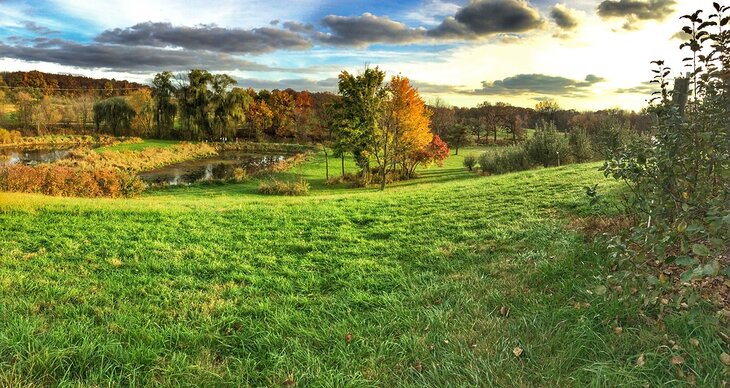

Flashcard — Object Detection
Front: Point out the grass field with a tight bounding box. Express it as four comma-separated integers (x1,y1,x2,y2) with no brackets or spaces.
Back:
96,139,182,153
0,148,727,386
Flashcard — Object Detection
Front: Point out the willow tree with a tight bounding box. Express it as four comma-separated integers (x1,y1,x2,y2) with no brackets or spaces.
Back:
93,97,135,136
151,71,177,138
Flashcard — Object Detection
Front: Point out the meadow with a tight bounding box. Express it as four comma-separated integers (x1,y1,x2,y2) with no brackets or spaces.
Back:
0,146,727,386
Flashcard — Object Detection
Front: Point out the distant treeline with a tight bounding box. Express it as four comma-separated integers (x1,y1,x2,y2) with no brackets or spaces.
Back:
0,70,654,148
0,70,147,98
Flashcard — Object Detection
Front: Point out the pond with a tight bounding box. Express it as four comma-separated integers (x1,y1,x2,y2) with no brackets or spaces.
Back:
0,146,74,165
138,150,286,185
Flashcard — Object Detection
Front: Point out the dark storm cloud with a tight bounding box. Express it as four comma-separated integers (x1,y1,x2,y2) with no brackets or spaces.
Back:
467,73,605,96
95,22,312,54
0,39,274,71
550,4,580,30
318,13,426,46
428,0,543,39
597,0,676,28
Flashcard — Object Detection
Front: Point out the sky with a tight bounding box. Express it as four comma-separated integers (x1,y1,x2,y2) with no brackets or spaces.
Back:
0,0,707,110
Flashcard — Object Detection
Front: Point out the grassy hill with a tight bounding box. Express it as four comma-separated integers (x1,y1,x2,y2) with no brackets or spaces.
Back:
0,150,726,386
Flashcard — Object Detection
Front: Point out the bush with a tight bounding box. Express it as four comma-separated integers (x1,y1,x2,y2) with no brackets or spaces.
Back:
569,127,594,162
603,3,729,284
0,128,22,144
524,121,570,167
0,164,144,198
478,146,531,175
258,178,310,196
231,167,248,183
463,155,477,171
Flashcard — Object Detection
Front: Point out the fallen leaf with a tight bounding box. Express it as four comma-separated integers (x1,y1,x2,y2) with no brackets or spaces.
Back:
513,346,524,358
689,338,699,347
659,273,668,283
671,355,685,365
720,352,730,366
614,327,623,334
686,373,696,385
499,306,509,317
594,285,607,295
636,353,646,367
470,343,477,348
413,361,423,373
345,333,352,343
283,374,296,387
443,339,449,345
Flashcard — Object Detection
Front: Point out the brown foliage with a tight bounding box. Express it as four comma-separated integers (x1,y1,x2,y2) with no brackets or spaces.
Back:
0,164,144,198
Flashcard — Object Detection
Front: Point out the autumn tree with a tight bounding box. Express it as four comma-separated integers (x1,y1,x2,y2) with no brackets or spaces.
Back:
127,89,155,136
269,90,296,138
32,96,61,135
15,91,34,129
379,76,433,186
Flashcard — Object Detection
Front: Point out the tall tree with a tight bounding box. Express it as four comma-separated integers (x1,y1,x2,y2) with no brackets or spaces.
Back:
152,71,177,138
333,67,386,182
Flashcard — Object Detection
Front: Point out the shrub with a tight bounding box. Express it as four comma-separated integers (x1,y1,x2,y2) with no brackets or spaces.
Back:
258,178,310,196
602,4,729,284
569,127,594,162
478,146,531,175
232,167,248,183
0,128,22,144
463,155,477,171
0,165,144,198
524,121,570,167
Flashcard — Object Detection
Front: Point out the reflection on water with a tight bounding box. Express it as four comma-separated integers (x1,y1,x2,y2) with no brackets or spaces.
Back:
139,151,286,185
0,147,74,165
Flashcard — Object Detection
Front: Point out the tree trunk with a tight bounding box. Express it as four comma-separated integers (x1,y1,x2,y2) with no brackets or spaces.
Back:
341,154,345,178
324,148,329,181
380,140,387,191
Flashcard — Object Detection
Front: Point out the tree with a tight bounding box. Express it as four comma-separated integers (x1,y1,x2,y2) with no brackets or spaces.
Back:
32,96,61,135
210,74,238,140
94,97,135,136
293,91,314,141
535,99,560,127
333,67,386,182
15,91,34,129
269,90,296,138
127,89,154,136
152,71,177,138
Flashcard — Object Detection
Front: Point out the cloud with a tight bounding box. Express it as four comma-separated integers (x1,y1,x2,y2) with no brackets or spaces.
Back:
235,77,338,91
467,73,605,96
0,39,273,71
614,81,655,94
405,0,461,26
318,13,426,46
22,21,60,35
95,22,311,54
550,4,580,30
428,0,543,39
597,0,676,29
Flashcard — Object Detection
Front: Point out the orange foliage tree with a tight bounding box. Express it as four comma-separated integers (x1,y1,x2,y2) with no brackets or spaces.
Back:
376,76,434,189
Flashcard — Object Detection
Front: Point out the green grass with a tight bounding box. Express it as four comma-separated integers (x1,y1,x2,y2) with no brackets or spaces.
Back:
97,139,182,153
0,150,727,386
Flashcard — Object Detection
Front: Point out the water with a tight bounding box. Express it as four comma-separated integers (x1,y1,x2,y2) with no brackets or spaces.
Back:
0,147,74,165
139,151,286,185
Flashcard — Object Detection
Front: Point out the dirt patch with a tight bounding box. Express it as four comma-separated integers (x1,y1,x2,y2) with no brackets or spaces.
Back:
567,215,635,238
